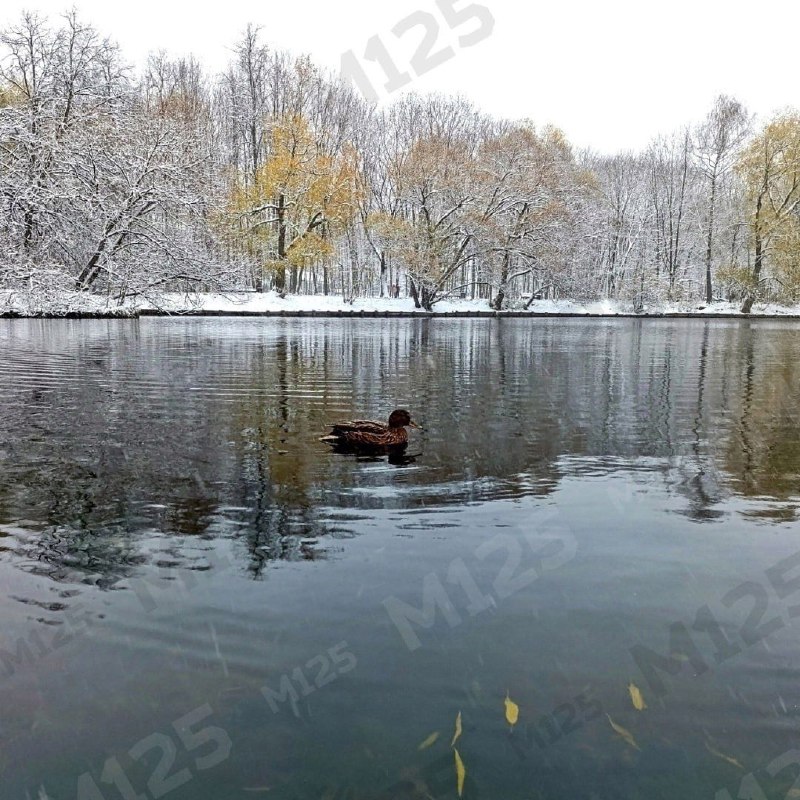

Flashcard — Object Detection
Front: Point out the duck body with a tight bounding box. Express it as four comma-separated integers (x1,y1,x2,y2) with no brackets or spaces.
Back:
321,410,419,449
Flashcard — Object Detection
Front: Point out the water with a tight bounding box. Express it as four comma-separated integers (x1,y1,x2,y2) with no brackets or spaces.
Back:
1,317,799,800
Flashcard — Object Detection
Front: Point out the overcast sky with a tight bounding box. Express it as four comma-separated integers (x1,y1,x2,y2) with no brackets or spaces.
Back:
1,0,797,152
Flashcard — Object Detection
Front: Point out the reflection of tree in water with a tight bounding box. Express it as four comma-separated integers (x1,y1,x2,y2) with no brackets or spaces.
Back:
673,322,726,521
0,323,231,585
723,323,800,516
2,318,800,589
190,320,572,576
229,333,335,575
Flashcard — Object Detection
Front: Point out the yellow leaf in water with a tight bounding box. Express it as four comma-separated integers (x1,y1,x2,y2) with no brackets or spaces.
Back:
607,714,640,751
705,741,744,770
505,693,520,727
628,683,647,711
451,712,462,747
418,731,440,751
454,748,466,797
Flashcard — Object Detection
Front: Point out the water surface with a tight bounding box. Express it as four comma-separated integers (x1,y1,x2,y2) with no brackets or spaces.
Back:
1,318,799,800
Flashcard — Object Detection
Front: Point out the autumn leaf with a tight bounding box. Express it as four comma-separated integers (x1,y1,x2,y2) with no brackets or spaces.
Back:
451,712,462,747
705,741,744,770
607,714,640,751
418,731,440,751
454,748,466,797
628,683,647,711
504,693,520,727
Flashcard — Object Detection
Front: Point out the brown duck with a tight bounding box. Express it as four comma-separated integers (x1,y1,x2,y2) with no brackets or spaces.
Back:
320,409,421,448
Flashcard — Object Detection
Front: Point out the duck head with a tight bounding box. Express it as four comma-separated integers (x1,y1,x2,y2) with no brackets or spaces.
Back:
388,409,421,429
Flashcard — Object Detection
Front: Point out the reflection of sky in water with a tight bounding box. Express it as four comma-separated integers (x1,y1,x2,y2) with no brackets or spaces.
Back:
0,318,799,799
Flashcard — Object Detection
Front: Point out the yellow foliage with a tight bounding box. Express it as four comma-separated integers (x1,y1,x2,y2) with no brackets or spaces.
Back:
453,748,466,797
504,693,519,726
771,216,800,298
607,714,640,751
257,116,361,228
287,232,334,267
226,114,362,277
737,113,800,298
418,731,440,751
705,741,744,770
0,81,24,108
717,264,756,292
451,711,462,747
628,683,647,711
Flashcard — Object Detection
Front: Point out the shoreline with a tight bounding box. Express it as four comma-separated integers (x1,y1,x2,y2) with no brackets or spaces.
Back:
3,290,800,320
3,308,800,321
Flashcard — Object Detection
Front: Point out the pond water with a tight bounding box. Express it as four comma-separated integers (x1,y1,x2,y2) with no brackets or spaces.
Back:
1,317,800,800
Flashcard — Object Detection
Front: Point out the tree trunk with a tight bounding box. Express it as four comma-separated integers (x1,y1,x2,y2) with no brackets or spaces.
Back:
741,194,764,314
23,208,35,251
379,252,387,298
274,194,287,293
420,285,434,311
409,279,421,309
705,175,717,304
493,252,510,311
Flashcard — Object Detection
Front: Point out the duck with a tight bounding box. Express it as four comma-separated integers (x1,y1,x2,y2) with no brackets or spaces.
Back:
320,409,421,448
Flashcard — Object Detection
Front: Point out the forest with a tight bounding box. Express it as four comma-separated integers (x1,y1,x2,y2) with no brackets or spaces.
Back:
1,11,799,312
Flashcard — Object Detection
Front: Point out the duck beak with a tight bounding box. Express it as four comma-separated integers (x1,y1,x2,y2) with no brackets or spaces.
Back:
409,420,422,430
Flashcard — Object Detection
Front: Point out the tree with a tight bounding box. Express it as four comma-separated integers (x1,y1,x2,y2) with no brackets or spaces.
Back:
475,123,586,310
591,153,650,302
647,130,696,300
1,9,798,313
0,11,127,260
228,114,361,293
737,113,800,312
693,95,750,303
0,12,229,299
378,134,477,310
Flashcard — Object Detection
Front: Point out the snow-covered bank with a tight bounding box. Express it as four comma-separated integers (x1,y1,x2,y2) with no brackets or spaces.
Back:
3,290,800,319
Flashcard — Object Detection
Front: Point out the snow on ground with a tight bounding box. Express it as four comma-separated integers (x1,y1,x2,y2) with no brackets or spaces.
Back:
153,292,491,314
3,289,800,317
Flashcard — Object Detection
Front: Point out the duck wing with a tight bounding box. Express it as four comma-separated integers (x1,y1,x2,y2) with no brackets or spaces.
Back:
337,428,408,447
329,419,388,436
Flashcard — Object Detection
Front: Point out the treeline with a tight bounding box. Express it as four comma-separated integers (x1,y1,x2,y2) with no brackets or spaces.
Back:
1,11,799,310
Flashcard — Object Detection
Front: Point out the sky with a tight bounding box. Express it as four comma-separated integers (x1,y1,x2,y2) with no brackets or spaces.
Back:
1,0,797,153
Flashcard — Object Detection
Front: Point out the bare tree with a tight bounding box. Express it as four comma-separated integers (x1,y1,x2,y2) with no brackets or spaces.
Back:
694,95,750,303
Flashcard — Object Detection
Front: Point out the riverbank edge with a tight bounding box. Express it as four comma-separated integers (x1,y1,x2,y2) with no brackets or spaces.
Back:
3,308,800,320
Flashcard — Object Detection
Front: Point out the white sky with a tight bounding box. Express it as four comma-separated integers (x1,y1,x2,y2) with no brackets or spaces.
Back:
1,0,797,153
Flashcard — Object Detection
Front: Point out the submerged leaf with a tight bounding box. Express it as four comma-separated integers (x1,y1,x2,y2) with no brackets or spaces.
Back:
705,741,744,770
628,683,647,711
607,714,640,751
451,712,462,747
418,731,440,751
505,693,520,727
454,748,466,797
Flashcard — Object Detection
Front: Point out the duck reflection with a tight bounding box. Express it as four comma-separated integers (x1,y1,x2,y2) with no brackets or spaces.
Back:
327,441,421,468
